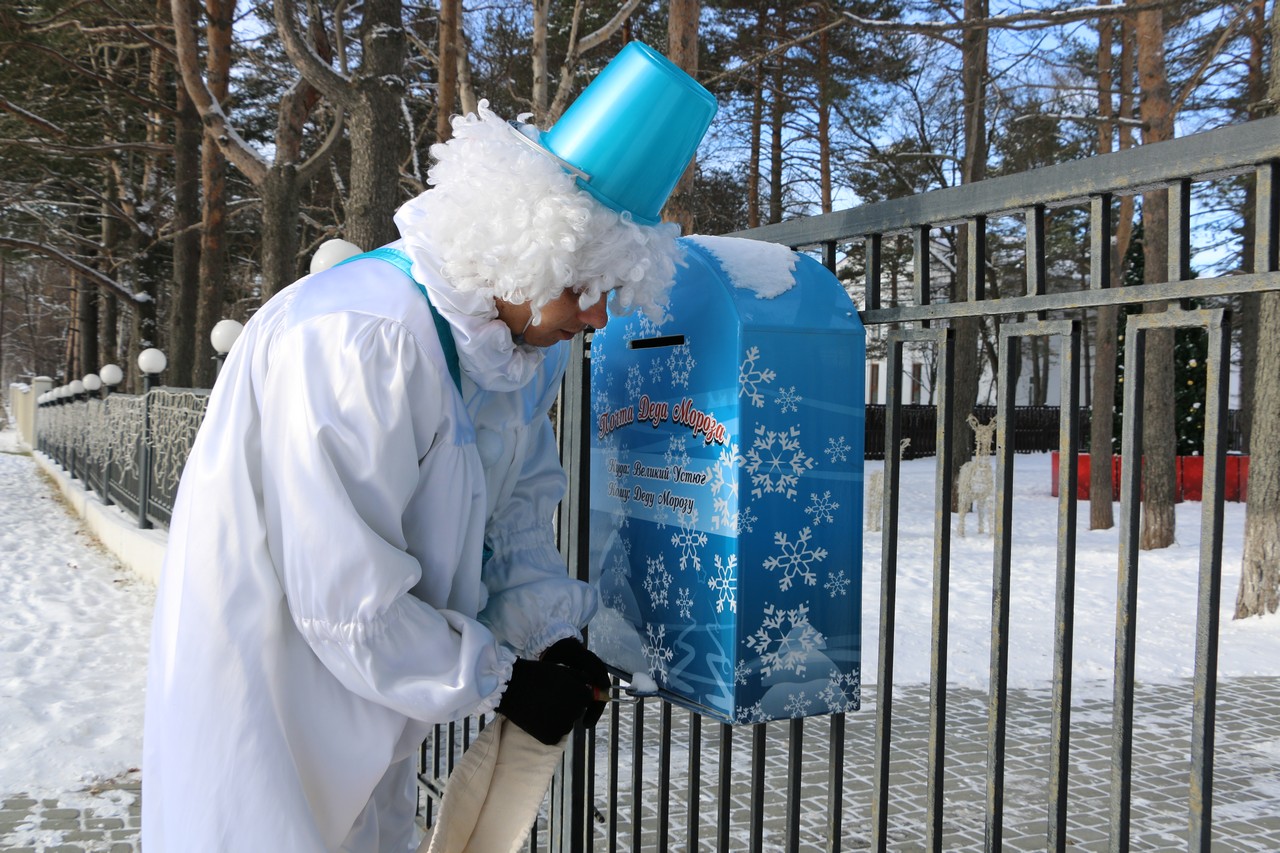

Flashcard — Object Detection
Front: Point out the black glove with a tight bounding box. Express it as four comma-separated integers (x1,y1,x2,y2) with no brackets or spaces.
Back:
497,658,593,745
541,638,610,728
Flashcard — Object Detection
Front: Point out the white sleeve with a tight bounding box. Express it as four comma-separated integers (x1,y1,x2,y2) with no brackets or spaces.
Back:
260,312,514,722
479,349,598,658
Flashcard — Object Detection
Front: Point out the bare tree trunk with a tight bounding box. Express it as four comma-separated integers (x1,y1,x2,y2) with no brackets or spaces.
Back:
76,273,98,380
531,0,550,121
1090,10,1119,528
1134,0,1177,550
747,56,763,229
436,0,459,143
1090,16,1141,525
663,0,700,234
192,0,234,388
344,0,406,251
1238,0,1268,453
1235,0,1280,618
818,24,832,214
168,79,202,387
99,293,118,372
949,0,987,511
259,164,302,297
767,9,786,225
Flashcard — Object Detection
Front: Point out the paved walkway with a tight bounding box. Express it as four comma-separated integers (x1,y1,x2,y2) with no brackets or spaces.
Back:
580,678,1280,851
3,680,1278,851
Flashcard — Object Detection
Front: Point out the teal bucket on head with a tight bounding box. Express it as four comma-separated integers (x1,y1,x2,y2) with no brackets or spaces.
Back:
540,41,718,226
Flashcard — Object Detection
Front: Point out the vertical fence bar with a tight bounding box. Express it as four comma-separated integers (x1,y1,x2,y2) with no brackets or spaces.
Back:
585,725,597,850
826,712,845,853
688,711,702,851
926,327,956,853
1258,161,1279,273
657,702,672,852
631,699,645,852
866,234,883,311
1169,180,1192,283
1048,323,1082,853
607,692,621,852
717,722,733,853
914,226,932,328
137,384,154,529
749,722,766,853
786,718,803,851
823,240,837,274
1026,204,1046,296
1189,309,1230,851
1111,317,1147,853
871,332,907,852
985,328,1019,851
1091,193,1113,290
969,216,987,301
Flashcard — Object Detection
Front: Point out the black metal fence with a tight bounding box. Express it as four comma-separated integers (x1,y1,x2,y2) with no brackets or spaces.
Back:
35,388,208,529
526,115,1280,853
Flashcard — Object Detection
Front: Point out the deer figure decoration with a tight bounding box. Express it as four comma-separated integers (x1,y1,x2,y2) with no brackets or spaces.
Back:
866,438,911,532
957,414,999,537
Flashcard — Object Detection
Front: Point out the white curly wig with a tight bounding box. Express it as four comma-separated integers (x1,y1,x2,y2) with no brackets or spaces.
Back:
395,101,683,325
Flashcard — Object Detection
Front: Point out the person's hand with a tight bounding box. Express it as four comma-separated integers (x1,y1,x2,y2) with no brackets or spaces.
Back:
496,658,593,745
541,638,610,727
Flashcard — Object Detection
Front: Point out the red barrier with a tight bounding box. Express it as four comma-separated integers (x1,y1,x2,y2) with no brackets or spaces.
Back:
1049,452,1248,502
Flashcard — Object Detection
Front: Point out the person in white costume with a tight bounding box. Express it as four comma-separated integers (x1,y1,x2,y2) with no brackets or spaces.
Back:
143,41,715,853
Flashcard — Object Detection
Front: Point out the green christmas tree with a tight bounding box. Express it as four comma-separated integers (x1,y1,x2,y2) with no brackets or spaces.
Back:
1111,223,1208,455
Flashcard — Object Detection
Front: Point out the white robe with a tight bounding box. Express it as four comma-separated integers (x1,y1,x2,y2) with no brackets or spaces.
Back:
142,242,596,852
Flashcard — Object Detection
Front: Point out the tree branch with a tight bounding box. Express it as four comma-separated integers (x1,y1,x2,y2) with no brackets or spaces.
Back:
169,0,269,185
273,0,354,107
0,137,170,155
0,95,67,138
0,237,144,305
546,0,646,120
296,107,346,183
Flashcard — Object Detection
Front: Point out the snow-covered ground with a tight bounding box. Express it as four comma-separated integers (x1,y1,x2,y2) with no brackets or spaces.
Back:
0,426,153,812
861,454,1279,697
1,422,1276,816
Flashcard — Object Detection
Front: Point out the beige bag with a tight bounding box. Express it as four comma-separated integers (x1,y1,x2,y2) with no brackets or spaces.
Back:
418,717,567,853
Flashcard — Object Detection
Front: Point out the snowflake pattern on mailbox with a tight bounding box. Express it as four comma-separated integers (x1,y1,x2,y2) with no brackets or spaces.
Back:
587,235,866,724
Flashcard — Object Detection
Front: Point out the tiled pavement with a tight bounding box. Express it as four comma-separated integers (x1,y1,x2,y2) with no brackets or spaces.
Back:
0,774,139,853
4,679,1278,851
587,677,1280,851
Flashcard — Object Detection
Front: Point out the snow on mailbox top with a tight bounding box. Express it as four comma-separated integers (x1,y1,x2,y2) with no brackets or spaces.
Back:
588,235,867,724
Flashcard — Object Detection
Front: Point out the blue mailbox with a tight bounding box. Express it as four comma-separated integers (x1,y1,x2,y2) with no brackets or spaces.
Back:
587,235,866,724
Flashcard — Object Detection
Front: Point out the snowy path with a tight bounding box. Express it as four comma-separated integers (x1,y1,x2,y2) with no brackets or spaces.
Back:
0,427,152,847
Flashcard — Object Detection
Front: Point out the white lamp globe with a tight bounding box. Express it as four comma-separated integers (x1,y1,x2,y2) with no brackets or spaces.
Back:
211,319,245,355
83,374,102,392
310,238,362,275
69,380,85,395
99,364,124,386
138,348,167,375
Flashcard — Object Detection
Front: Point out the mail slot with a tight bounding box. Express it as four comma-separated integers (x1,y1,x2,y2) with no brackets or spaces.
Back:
587,235,866,723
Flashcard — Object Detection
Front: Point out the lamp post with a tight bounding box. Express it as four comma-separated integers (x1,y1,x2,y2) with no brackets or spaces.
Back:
138,348,166,393
310,238,362,274
82,374,103,497
136,348,166,529
211,319,244,377
98,365,122,506
99,363,123,398
66,380,84,480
